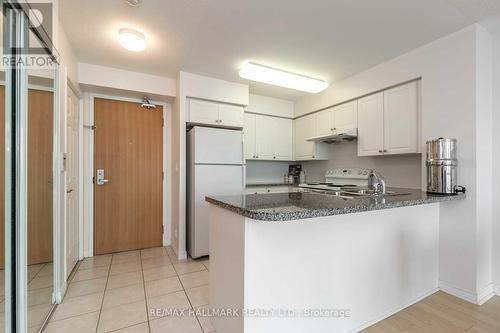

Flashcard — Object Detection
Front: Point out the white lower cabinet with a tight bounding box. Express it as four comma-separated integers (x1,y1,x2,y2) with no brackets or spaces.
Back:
294,114,328,161
244,186,296,194
358,81,418,156
244,113,293,161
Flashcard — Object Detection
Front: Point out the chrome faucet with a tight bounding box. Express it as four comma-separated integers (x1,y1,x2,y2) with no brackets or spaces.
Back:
368,170,386,195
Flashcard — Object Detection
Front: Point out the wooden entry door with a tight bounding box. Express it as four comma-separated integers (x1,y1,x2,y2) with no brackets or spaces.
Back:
94,98,163,255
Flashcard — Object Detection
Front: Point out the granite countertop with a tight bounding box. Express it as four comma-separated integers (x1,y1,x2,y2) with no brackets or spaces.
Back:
205,188,466,222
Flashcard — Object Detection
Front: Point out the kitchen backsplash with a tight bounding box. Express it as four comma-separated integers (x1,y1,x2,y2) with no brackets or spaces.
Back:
246,161,291,185
246,141,422,189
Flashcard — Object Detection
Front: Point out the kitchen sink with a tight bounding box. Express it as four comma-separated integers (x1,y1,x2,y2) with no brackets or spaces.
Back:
340,189,410,198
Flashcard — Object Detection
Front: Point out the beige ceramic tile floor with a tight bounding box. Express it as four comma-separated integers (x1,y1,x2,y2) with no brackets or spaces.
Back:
43,247,213,333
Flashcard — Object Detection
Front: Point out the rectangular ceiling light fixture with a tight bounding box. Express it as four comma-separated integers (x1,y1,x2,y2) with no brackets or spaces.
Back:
239,62,328,94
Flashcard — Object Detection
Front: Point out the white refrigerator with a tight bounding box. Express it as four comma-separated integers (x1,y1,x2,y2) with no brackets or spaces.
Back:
187,126,245,258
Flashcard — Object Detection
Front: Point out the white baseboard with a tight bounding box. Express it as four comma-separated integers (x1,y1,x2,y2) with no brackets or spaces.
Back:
163,236,172,247
439,280,495,305
349,288,439,333
178,250,188,260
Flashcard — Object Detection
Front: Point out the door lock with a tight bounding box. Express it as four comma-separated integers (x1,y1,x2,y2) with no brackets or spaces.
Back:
96,169,110,185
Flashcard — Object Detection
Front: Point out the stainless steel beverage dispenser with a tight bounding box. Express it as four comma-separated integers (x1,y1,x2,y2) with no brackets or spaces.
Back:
426,138,465,195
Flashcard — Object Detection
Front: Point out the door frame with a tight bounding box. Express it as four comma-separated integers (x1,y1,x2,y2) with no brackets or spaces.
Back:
83,93,171,257
63,80,83,281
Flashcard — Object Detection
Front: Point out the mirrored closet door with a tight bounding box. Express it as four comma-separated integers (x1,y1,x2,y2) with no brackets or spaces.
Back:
2,1,60,332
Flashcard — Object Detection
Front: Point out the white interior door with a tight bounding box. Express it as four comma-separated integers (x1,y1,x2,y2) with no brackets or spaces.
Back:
65,86,80,279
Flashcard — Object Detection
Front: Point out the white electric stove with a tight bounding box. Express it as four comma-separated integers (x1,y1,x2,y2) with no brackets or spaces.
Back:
299,168,371,192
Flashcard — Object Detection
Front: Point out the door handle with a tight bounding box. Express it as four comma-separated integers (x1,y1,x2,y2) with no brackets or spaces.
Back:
96,169,110,185
66,189,73,194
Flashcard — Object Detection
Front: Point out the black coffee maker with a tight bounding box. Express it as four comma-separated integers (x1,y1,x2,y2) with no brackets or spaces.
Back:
288,164,302,185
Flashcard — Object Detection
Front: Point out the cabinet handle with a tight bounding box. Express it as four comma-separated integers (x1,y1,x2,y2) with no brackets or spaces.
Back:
378,150,383,153
383,149,388,153
273,156,276,159
312,155,315,159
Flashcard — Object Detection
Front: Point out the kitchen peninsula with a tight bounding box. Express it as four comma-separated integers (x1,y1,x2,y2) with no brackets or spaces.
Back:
206,189,465,333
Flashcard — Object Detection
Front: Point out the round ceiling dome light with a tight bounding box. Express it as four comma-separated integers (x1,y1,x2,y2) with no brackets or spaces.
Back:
124,0,142,7
118,28,146,52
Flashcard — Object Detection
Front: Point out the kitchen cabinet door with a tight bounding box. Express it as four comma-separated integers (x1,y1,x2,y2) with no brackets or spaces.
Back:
243,113,256,160
315,108,333,137
333,100,357,133
294,115,316,160
188,99,220,125
383,82,418,155
255,115,274,160
272,117,293,160
358,93,384,156
219,104,244,127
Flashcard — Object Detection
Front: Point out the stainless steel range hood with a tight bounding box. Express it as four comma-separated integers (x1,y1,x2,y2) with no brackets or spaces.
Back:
306,128,358,143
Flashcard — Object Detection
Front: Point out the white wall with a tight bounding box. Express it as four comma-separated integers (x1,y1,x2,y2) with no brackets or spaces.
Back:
247,94,294,118
295,25,494,303
492,31,500,294
301,142,422,189
474,26,494,299
78,63,176,98
171,72,249,259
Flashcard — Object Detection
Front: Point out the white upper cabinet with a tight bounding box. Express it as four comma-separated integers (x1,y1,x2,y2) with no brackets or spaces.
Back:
272,117,293,160
358,92,384,156
243,113,256,159
314,101,357,138
255,115,274,160
188,99,220,125
357,82,418,156
219,104,245,127
294,114,328,161
244,113,293,161
333,101,358,133
315,108,333,137
383,82,418,154
188,98,244,128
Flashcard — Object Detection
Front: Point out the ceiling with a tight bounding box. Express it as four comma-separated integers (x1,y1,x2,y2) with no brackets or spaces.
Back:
59,0,500,101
